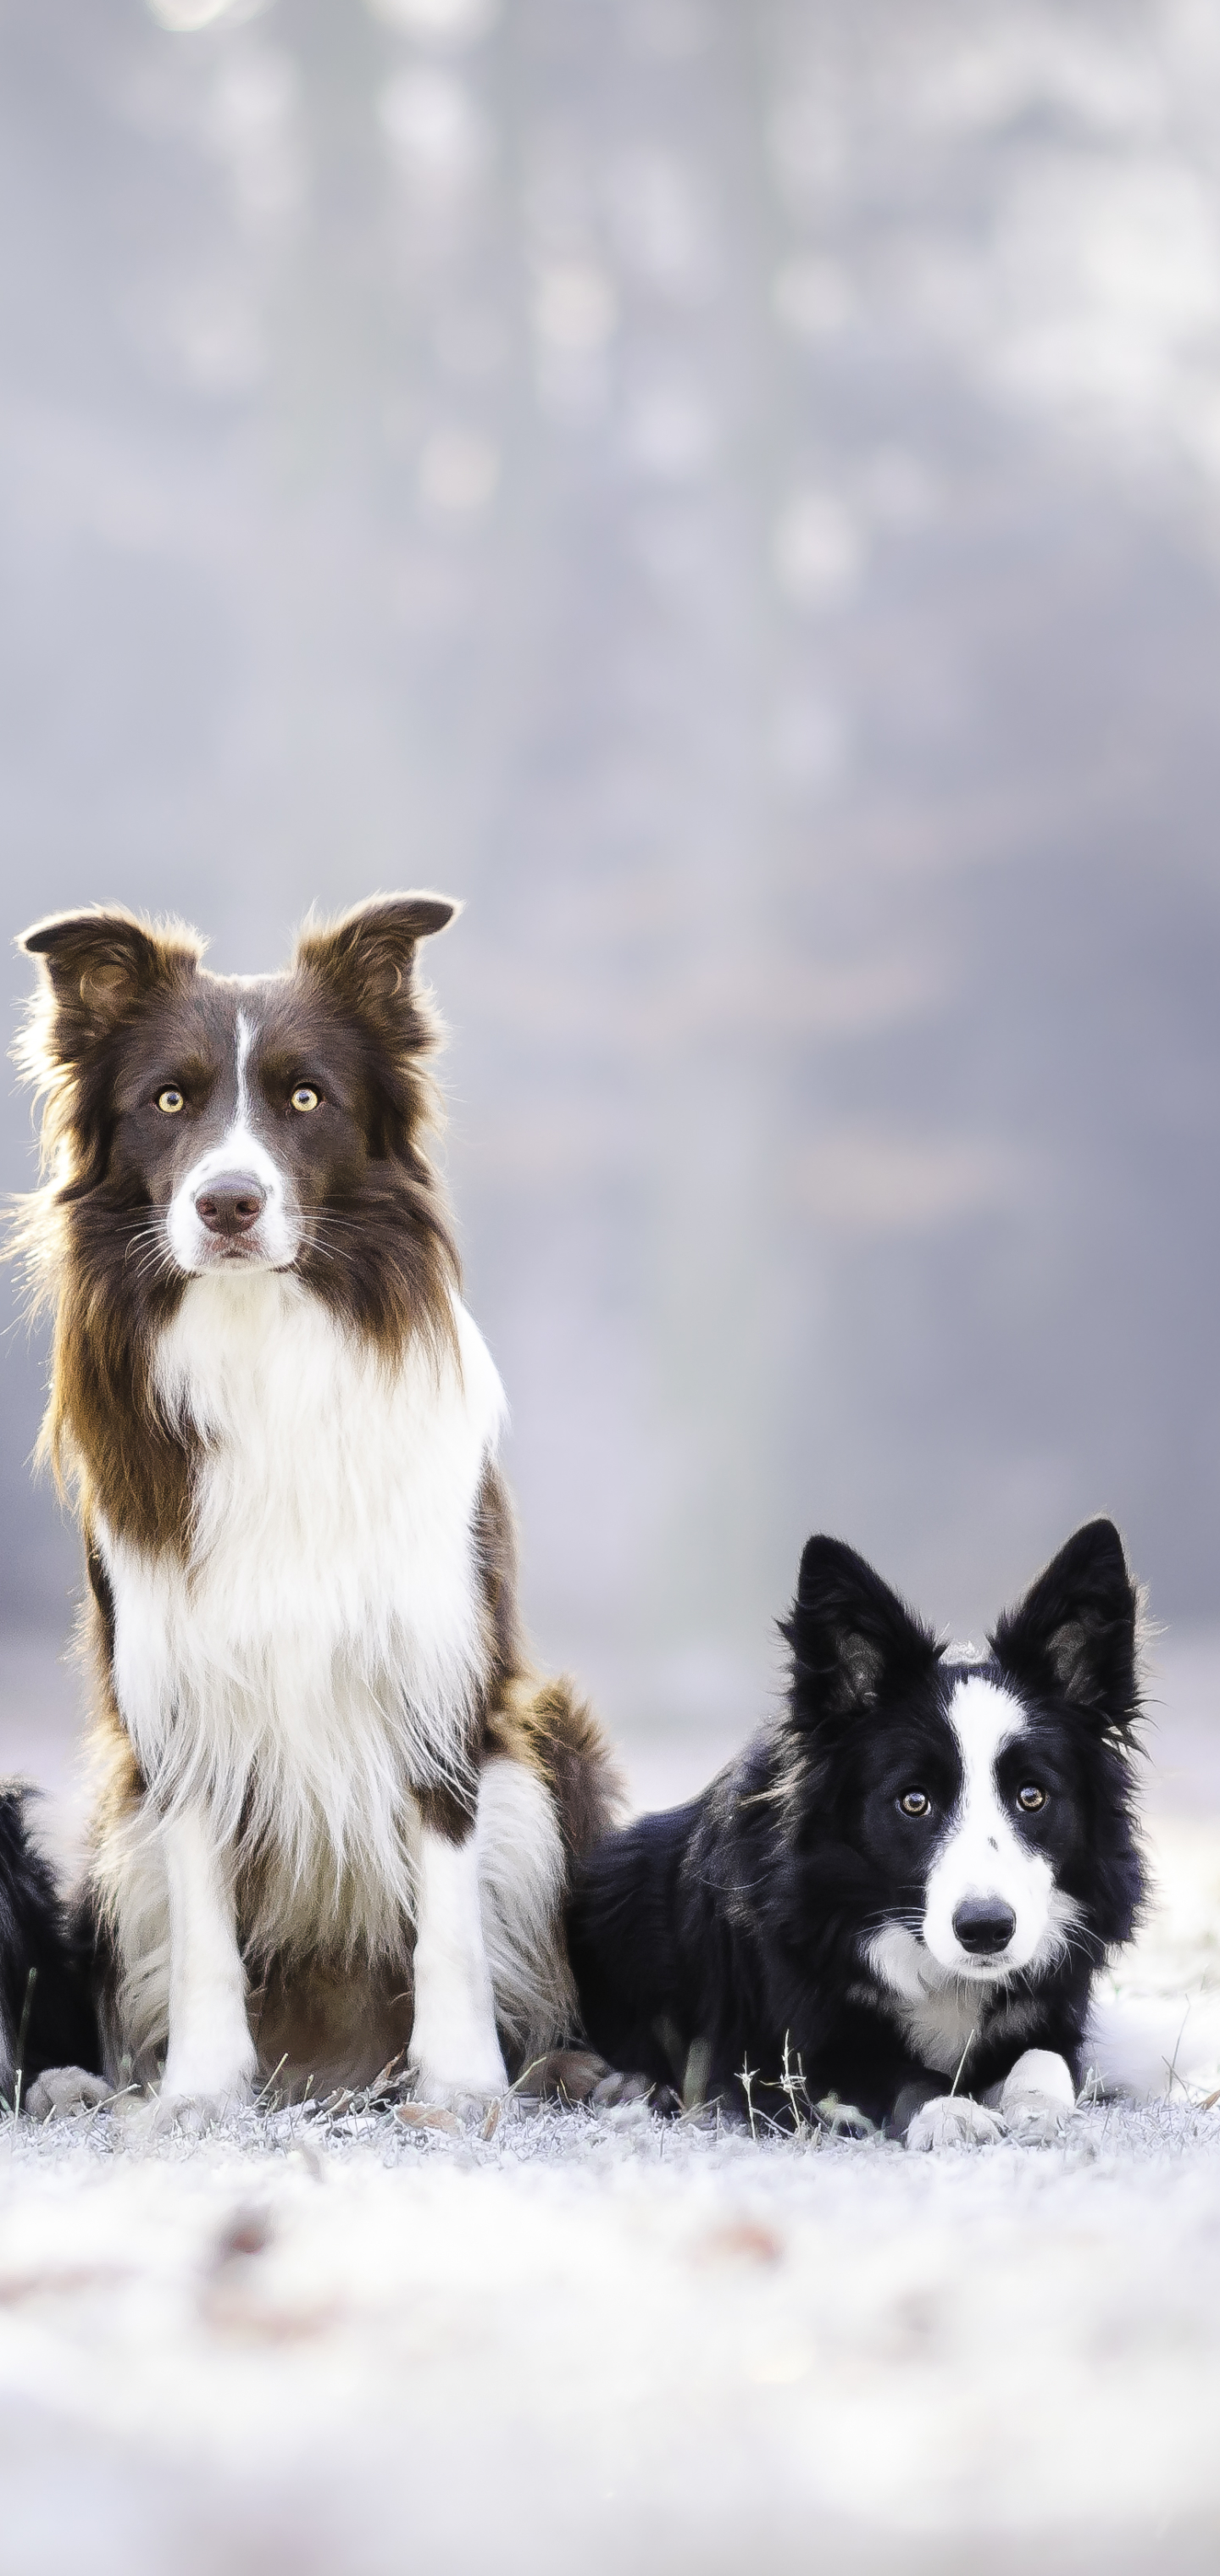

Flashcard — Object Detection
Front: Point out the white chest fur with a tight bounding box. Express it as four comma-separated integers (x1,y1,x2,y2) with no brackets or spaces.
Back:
96,1274,507,1945
860,1926,984,2075
861,1924,1047,2077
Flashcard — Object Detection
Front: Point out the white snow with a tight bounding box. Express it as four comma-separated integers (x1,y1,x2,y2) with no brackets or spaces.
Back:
3,1646,1220,2572
0,1806,1216,2576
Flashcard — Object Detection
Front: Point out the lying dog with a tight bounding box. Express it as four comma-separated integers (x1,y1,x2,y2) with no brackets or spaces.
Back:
15,895,619,2124
568,1520,1145,2143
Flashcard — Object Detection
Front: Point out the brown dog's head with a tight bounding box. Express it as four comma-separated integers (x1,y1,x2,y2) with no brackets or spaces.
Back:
16,894,459,1321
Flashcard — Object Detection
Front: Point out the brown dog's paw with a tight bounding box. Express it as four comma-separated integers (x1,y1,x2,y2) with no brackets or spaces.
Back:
591,2070,683,2115
23,2067,113,2123
515,2049,613,2103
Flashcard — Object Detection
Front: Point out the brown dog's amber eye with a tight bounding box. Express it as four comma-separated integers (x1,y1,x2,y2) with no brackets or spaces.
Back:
157,1088,184,1114
1017,1784,1047,1813
291,1085,320,1113
898,1789,930,1818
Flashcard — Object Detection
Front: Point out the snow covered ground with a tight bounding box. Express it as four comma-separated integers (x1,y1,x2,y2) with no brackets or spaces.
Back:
7,2077,1220,2576
1,1634,1220,2573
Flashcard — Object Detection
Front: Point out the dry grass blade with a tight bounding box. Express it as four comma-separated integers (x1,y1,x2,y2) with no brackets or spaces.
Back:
394,2102,461,2136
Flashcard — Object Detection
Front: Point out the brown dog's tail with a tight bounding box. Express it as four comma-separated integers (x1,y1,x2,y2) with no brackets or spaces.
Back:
520,1674,627,1861
487,1673,626,1867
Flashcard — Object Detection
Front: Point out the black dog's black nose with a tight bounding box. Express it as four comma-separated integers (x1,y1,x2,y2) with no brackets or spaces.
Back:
952,1897,1017,1956
196,1174,266,1238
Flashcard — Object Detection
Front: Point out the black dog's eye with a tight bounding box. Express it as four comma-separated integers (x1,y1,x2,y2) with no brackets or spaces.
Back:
1017,1784,1047,1813
156,1087,184,1115
290,1085,321,1113
897,1788,931,1818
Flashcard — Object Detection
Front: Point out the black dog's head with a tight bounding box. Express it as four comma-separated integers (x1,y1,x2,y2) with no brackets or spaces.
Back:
782,1519,1144,1989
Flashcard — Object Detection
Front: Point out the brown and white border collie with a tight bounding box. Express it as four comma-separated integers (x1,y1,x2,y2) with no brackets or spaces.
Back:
14,895,619,2125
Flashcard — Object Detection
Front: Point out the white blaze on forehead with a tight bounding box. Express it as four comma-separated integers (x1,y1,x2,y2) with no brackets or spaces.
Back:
947,1670,1024,1783
920,1672,1057,1977
235,1009,253,1123
164,1002,302,1274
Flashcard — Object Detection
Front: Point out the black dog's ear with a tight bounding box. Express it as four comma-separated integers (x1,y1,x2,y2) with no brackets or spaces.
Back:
294,892,458,1034
990,1519,1140,1733
782,1535,940,1724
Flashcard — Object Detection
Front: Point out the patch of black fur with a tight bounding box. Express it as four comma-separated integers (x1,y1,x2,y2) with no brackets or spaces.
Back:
568,1520,1145,2128
0,1787,102,2093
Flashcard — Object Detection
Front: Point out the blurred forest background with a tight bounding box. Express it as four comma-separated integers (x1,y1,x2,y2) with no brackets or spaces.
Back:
4,0,1220,1748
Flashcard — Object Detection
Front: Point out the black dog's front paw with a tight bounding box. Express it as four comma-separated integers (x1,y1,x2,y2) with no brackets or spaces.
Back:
890,2079,943,2140
905,2094,1006,2152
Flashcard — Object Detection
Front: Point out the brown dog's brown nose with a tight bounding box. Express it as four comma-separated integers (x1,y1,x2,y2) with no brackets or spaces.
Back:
195,1174,266,1238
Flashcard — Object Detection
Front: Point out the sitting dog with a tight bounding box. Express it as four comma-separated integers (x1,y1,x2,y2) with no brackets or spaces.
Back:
567,1520,1145,2143
15,895,619,2124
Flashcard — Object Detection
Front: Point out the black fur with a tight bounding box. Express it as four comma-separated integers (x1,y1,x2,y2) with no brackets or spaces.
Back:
568,1521,1145,2129
0,1786,101,2096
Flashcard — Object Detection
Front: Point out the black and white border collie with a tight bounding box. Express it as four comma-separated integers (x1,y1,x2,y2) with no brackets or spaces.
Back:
568,1521,1145,2144
15,896,619,2125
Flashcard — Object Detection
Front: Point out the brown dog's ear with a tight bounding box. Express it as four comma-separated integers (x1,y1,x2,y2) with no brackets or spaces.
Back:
293,893,458,1027
18,907,203,1063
